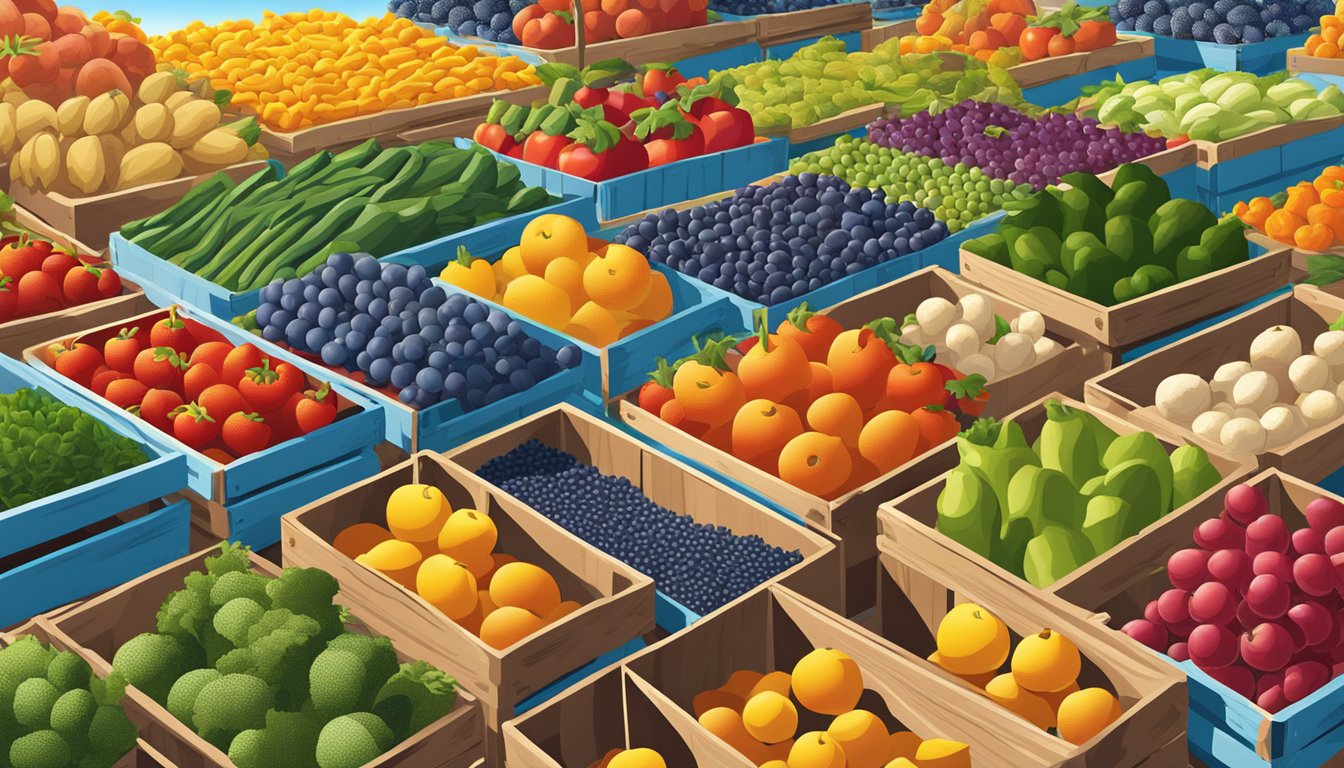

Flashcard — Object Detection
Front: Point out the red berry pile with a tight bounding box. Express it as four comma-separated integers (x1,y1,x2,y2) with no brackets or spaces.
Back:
45,306,342,463
1123,483,1344,712
0,233,122,322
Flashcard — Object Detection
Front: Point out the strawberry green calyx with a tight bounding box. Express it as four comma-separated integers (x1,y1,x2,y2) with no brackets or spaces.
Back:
785,301,816,332
153,346,188,370
170,402,215,423
306,381,333,402
646,357,677,388
246,360,280,385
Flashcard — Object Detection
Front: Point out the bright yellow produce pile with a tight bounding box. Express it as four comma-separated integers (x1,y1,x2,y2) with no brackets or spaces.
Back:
149,11,541,132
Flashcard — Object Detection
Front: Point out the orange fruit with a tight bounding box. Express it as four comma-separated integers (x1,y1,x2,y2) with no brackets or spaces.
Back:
520,214,587,275
791,648,863,715
544,257,588,310
858,410,919,474
502,275,573,330
355,539,423,590
806,392,864,448
629,270,672,320
731,399,803,472
672,362,745,426
332,522,393,559
787,732,845,768
915,738,972,768
567,301,622,347
747,671,791,699
985,673,1055,729
479,605,547,649
936,603,1010,676
437,508,498,563
778,432,853,498
416,554,479,620
739,333,812,403
741,691,797,744
385,483,452,543
583,244,652,311
489,561,562,616
827,710,889,768
889,730,922,761
499,245,528,280
1011,629,1081,693
1056,688,1122,745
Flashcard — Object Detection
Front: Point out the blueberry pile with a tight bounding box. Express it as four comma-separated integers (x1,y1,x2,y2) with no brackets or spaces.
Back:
614,174,948,306
871,0,928,13
867,100,1167,189
477,440,804,615
254,253,582,411
711,0,839,16
389,0,531,44
1109,0,1324,42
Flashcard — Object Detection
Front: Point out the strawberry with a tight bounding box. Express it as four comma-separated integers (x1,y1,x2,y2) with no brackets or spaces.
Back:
198,383,250,421
96,267,121,298
171,402,218,449
222,412,271,456
188,341,233,374
62,265,103,305
149,306,195,353
15,270,62,317
0,234,50,277
134,388,183,432
40,251,79,280
104,378,148,408
637,357,677,415
239,359,302,413
103,326,143,374
183,362,220,403
262,392,303,444
133,346,188,392
0,276,14,322
945,374,989,417
293,381,338,434
52,342,101,387
221,343,264,385
182,316,227,346
90,367,122,397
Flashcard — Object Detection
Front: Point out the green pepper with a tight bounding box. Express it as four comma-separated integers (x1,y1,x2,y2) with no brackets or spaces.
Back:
1045,269,1069,290
1052,187,1105,238
1061,231,1105,276
1171,444,1222,508
1108,162,1171,210
1039,400,1105,489
956,418,1040,528
1083,496,1132,554
1001,190,1062,232
1200,216,1252,271
1024,524,1096,587
1103,431,1174,515
1175,244,1214,281
1009,227,1061,279
1131,264,1177,297
936,466,999,559
1066,243,1128,306
1150,198,1217,270
1104,215,1152,269
964,232,1010,266
1060,170,1115,210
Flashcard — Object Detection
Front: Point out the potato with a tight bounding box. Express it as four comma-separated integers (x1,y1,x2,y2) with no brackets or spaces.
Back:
915,297,956,337
1211,361,1252,400
1300,390,1342,429
183,128,246,166
0,103,16,155
1314,330,1344,366
138,72,180,105
1251,325,1301,371
66,135,106,196
118,142,183,188
1016,310,1045,341
1032,337,1061,360
994,332,1035,375
55,96,87,137
1260,405,1301,450
1289,354,1331,394
1156,373,1211,424
1220,417,1266,455
30,131,60,190
957,353,995,381
15,101,56,144
169,100,222,149
1192,410,1231,444
945,323,980,360
1231,371,1278,414
84,91,126,136
956,293,995,340
134,103,173,144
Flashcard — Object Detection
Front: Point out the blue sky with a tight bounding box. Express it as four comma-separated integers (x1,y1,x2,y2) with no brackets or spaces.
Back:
129,1,396,35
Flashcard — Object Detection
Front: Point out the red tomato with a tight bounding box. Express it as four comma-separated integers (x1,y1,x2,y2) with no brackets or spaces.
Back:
103,326,144,374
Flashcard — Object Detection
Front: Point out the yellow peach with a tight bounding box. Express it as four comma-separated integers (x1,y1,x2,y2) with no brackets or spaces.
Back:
935,603,1010,676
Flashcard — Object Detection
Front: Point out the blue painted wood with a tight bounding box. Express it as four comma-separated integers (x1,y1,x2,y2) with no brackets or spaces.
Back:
23,310,383,504
655,590,702,631
1129,29,1315,75
110,195,594,321
675,42,761,78
458,138,790,222
871,4,924,21
222,449,381,549
0,356,188,560
0,498,190,628
513,637,647,716
1021,57,1159,108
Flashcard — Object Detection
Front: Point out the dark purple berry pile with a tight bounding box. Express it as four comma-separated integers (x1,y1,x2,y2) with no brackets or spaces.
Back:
389,0,532,44
254,253,582,411
477,440,805,614
1109,0,1323,42
614,174,948,306
867,101,1167,189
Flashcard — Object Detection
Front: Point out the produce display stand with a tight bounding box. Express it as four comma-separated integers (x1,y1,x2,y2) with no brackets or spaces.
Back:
873,536,1191,768
1127,29,1316,76
621,584,1115,768
458,136,790,223
1084,285,1344,483
876,392,1252,632
281,451,656,760
11,160,273,251
21,305,384,548
720,1,873,60
1287,48,1344,80
0,354,189,628
1014,35,1158,108
442,403,844,630
1064,468,1344,768
109,192,596,320
37,549,488,768
579,19,761,72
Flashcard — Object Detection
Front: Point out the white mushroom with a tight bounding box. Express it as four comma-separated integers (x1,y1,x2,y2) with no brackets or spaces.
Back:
1260,405,1302,449
1033,337,1062,360
945,323,981,360
1234,407,1262,421
1315,330,1344,366
1299,389,1342,429
1016,311,1046,342
1212,402,1236,415
1212,361,1252,400
1232,370,1279,413
915,297,957,337
1251,325,1303,371
1156,373,1212,424
994,333,1036,375
957,293,996,341
1220,416,1267,455
1290,354,1331,394
1193,410,1231,444
957,353,996,381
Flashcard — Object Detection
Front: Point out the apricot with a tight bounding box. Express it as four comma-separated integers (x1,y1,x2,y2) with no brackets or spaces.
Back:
614,7,652,37
489,561,562,616
479,605,547,650
461,553,495,580
722,669,765,698
807,392,864,448
858,410,919,474
459,589,498,635
1056,688,1122,745
888,730,921,760
521,214,588,276
589,748,623,768
927,651,994,687
608,748,666,768
827,710,889,768
568,301,622,347
500,245,528,279
884,760,917,768
826,327,897,410
355,539,422,590
672,361,745,426
584,243,652,311
629,270,672,320
698,707,778,764
748,670,792,699
693,688,744,717
332,522,393,559
984,673,1055,730
1011,629,1081,693
417,555,479,620
739,333,812,404
503,275,573,330
807,361,834,402
760,762,790,768
732,400,803,472
386,483,451,543
1040,680,1080,714
914,738,972,768
479,553,518,590
742,691,797,744
545,600,582,624
544,257,588,310
935,603,1010,675
791,648,863,715
778,432,854,499
788,731,846,768
437,508,498,563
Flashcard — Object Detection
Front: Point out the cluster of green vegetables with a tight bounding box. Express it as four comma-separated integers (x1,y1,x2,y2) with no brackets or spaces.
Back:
0,388,148,512
119,139,557,293
110,544,459,768
937,401,1223,588
0,636,138,768
716,36,1023,132
963,163,1249,306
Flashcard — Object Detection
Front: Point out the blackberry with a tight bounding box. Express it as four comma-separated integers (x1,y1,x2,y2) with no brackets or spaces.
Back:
1289,13,1315,30
1266,18,1292,34
1213,20,1239,40
1109,4,1121,20
1143,0,1167,16
1117,0,1146,17
1203,8,1221,23
1117,16,1136,28
1212,0,1236,15
510,0,531,12
478,25,497,40
457,17,477,34
1308,0,1333,17
491,11,511,30
1226,4,1259,25
1154,13,1173,34
447,4,473,27
1137,12,1156,30
393,0,416,16
430,0,454,22
1171,7,1195,36
1186,1,1208,17
1262,2,1285,19
477,441,806,615
474,0,494,20
1241,23,1266,39
1191,18,1214,37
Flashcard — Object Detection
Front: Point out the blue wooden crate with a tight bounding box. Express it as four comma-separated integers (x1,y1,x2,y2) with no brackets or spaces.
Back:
109,195,593,321
872,4,924,21
21,307,383,508
0,355,187,562
0,497,190,629
675,42,762,78
1129,29,1315,75
1198,147,1344,215
457,137,790,222
430,262,741,398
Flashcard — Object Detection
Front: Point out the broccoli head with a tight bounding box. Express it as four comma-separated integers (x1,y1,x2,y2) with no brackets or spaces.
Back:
0,637,55,720
12,678,59,729
372,661,458,740
45,652,91,694
8,730,69,768
155,574,213,645
309,634,398,720
210,571,271,609
265,567,344,641
192,673,273,747
49,689,96,738
243,610,325,709
205,542,253,577
166,669,221,731
227,709,322,768
86,705,137,764
315,713,394,768
213,597,266,648
111,633,191,704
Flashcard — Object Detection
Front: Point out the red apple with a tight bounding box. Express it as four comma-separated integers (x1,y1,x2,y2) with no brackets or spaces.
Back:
1226,484,1268,526
1241,622,1295,672
1246,574,1291,620
1246,514,1289,557
1157,588,1192,625
1208,549,1253,594
1294,553,1337,597
1123,619,1167,651
1306,497,1344,533
1195,517,1244,551
1190,623,1239,669
1169,548,1212,590
1190,581,1238,625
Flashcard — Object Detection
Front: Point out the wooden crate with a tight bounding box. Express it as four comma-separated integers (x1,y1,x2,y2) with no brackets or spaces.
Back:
874,538,1189,768
579,20,757,68
1194,114,1344,168
503,665,755,767
749,2,873,48
1083,469,1344,768
442,403,843,627
11,161,270,250
622,583,1112,768
39,548,487,768
876,392,1253,634
1083,285,1344,483
1010,35,1155,90
280,451,657,737
1287,47,1344,77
